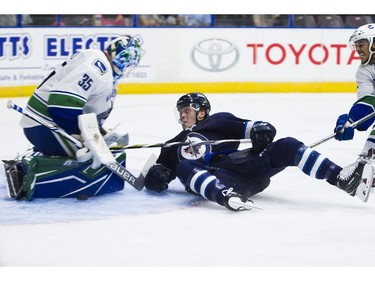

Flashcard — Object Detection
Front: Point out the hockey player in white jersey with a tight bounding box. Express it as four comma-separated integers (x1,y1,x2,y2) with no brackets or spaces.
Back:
21,35,143,156
332,23,375,192
334,23,375,158
3,35,144,200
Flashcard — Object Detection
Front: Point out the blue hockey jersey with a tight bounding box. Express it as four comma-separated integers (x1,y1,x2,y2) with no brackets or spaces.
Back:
157,112,255,176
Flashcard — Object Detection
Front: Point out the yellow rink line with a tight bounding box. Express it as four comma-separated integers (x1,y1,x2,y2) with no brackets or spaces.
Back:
0,82,356,98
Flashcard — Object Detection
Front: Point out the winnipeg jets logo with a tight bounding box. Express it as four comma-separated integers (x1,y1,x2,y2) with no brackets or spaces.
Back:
178,132,212,161
183,139,202,158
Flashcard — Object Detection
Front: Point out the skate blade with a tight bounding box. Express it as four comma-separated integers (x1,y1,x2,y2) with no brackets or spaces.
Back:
228,197,263,211
356,164,374,202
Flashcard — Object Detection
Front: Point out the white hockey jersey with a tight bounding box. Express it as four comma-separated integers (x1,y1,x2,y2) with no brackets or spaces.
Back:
21,49,118,134
355,64,375,100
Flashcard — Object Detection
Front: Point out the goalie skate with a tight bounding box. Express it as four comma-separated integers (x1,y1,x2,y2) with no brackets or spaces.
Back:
2,160,25,200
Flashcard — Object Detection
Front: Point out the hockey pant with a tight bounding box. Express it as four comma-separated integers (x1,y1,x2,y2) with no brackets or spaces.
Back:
24,125,78,157
176,137,342,205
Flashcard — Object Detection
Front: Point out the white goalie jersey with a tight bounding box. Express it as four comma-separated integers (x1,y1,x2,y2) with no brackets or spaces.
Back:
21,49,118,134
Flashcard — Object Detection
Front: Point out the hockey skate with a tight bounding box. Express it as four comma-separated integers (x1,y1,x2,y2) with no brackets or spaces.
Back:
358,148,375,190
222,188,255,211
336,160,373,202
2,159,26,200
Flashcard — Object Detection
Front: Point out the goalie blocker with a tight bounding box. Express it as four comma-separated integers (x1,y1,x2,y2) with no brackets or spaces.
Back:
2,150,126,201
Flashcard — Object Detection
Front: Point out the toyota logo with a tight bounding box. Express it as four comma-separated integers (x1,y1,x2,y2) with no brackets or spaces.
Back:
191,38,239,72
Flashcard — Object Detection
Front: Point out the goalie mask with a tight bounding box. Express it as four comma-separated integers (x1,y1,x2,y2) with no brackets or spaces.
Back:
106,35,143,81
349,23,375,65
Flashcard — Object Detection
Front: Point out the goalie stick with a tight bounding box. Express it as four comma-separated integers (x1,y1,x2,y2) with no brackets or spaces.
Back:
7,100,156,191
309,111,375,148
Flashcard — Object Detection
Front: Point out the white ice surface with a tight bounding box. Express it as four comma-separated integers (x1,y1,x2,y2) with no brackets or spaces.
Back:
0,93,374,279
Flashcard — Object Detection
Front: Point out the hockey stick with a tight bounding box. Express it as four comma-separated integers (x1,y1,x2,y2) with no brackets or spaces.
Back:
8,101,84,149
109,138,253,151
308,111,375,148
7,100,156,191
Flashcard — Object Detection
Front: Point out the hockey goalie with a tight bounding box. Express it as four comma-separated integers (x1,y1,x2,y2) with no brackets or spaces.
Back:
2,35,148,201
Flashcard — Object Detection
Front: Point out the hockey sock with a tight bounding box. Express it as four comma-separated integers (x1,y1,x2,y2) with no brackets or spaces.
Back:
176,160,227,205
295,146,341,185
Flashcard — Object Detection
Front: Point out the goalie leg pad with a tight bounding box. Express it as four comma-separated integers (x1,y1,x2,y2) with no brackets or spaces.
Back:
6,151,126,201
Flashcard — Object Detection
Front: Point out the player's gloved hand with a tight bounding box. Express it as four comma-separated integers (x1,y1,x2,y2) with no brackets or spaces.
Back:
250,121,276,152
144,164,172,193
76,146,102,169
103,129,129,147
334,114,354,141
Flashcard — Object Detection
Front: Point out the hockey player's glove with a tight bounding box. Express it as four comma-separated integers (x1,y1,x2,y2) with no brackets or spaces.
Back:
103,129,129,147
250,121,276,152
144,164,173,193
334,114,354,141
76,146,102,169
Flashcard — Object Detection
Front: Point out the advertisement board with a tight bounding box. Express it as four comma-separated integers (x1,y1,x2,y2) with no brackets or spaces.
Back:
0,27,359,95
0,28,154,86
180,28,357,82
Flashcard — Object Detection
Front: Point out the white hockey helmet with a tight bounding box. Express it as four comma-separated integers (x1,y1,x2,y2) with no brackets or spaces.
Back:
106,35,143,81
349,23,375,65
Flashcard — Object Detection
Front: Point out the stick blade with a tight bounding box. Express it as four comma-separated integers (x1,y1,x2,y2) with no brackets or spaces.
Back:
133,153,157,191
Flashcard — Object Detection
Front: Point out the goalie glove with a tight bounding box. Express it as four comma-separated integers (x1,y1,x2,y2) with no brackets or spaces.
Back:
250,121,276,152
102,128,129,147
144,164,173,193
334,114,354,141
76,146,102,169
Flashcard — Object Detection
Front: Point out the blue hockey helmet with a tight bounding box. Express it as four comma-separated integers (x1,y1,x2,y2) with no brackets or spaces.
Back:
106,35,143,81
176,92,211,118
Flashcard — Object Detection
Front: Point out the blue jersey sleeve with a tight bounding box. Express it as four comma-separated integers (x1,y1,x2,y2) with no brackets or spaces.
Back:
349,96,375,131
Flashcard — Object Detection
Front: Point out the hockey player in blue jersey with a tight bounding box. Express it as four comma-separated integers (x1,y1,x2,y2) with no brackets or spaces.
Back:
144,93,372,211
3,35,144,200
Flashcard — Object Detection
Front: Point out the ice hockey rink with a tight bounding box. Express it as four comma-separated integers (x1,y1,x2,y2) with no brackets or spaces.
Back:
1,93,375,278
